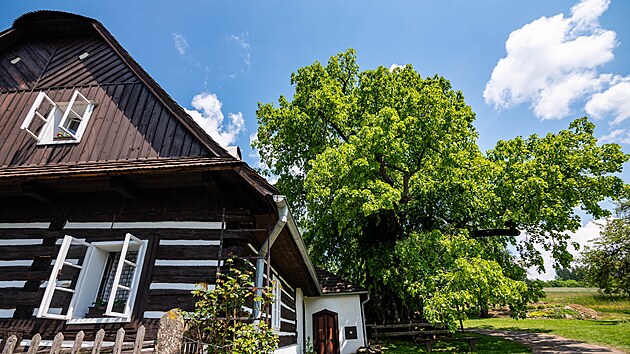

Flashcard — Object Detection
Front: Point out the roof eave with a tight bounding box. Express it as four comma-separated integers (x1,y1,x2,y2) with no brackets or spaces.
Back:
278,197,323,296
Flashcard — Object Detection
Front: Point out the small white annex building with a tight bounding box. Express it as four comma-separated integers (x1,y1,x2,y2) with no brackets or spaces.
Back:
271,203,369,354
278,269,369,354
305,269,369,354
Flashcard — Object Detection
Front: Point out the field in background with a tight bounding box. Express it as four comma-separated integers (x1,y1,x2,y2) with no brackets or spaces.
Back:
540,287,630,320
465,287,630,353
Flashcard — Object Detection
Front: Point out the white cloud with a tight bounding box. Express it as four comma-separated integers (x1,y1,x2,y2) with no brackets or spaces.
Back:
527,219,603,280
599,129,630,145
172,33,189,56
228,33,251,68
586,78,630,124
390,64,404,71
484,0,617,120
184,92,245,147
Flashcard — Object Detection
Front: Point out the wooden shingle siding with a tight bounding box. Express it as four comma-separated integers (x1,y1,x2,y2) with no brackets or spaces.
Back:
0,40,56,91
0,83,211,166
33,36,137,89
0,31,215,167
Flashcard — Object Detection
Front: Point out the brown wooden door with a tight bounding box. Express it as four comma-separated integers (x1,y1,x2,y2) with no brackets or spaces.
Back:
313,310,340,354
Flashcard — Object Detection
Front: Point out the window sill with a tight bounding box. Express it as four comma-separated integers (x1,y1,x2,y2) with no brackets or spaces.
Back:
36,139,80,146
67,316,130,325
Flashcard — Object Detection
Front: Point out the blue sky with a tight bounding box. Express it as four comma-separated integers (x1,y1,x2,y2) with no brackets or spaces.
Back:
2,0,629,278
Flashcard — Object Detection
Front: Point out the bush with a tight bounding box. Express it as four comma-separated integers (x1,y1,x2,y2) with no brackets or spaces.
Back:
180,258,279,353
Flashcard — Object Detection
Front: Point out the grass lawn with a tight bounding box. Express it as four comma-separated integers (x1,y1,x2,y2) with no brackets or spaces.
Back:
380,333,530,353
464,318,630,353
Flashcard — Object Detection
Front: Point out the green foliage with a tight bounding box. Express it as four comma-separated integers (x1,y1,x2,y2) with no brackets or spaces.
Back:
303,337,315,354
254,48,629,326
555,265,587,282
180,259,279,354
392,230,539,330
582,202,630,297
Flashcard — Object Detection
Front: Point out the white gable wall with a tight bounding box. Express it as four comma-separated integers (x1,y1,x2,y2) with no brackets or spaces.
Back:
304,294,365,354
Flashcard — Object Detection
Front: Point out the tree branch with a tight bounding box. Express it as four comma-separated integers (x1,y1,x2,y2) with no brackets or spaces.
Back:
400,173,411,204
471,228,521,238
318,111,349,143
375,153,394,186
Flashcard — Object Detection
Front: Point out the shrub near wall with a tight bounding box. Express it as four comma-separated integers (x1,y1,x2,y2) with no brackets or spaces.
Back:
180,259,279,354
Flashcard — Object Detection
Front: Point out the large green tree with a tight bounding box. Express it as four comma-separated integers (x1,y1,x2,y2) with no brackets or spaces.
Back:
582,202,630,297
254,49,628,323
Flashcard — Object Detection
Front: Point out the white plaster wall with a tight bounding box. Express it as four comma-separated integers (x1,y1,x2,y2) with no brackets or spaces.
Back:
305,295,365,354
295,288,304,354
275,344,299,354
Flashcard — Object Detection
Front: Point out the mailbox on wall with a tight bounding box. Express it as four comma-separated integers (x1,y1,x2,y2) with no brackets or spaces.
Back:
345,326,358,340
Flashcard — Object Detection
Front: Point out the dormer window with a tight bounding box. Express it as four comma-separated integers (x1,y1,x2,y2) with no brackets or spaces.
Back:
21,90,96,145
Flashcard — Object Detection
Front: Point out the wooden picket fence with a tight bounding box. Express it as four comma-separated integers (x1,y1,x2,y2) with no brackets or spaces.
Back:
0,326,153,354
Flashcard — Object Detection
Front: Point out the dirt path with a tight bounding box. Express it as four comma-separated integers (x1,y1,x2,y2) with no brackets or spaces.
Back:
472,329,625,353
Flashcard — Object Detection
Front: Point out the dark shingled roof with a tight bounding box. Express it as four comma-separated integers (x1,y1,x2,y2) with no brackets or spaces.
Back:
315,268,367,295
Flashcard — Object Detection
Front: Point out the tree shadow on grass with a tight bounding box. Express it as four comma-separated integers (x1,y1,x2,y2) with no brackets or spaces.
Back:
472,325,553,333
380,334,530,353
592,320,625,325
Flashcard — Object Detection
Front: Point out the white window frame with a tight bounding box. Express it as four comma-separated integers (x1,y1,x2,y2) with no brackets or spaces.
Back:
37,233,147,324
271,275,281,330
105,233,144,318
59,90,93,140
21,90,95,145
37,235,92,320
21,92,57,141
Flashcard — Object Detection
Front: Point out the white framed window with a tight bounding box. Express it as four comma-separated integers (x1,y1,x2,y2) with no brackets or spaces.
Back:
21,90,95,145
271,275,281,329
37,233,147,323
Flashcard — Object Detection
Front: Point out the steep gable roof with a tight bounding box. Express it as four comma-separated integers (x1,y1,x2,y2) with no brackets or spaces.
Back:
315,268,367,295
0,10,231,168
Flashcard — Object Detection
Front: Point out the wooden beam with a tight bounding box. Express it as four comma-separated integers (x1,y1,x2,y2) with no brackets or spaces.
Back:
202,172,222,194
110,176,140,199
21,182,54,204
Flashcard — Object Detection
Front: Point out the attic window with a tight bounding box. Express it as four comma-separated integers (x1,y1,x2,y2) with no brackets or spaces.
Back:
21,90,96,145
10,56,21,64
79,52,89,60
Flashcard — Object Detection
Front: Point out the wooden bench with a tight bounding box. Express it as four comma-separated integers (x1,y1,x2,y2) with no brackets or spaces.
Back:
366,323,478,352
366,323,450,342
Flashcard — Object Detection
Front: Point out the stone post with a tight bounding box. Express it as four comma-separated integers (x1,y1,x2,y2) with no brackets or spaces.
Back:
156,310,185,354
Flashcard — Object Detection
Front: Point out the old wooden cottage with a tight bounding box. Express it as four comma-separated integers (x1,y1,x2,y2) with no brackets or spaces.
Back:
0,10,367,354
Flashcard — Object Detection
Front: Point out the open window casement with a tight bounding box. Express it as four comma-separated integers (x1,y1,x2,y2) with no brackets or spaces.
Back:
38,235,92,320
105,233,145,318
21,90,95,144
39,233,146,323
20,92,57,142
59,90,94,139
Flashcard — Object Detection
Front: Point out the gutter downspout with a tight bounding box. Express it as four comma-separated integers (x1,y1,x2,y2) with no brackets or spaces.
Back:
361,293,370,347
253,195,289,320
